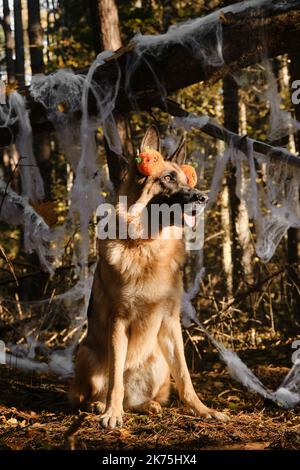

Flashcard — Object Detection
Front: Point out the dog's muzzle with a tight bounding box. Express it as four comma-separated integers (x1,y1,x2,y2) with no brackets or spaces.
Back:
189,190,209,204
168,188,209,206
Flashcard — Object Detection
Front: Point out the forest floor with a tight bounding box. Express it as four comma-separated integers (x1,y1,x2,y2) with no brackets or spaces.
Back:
0,345,300,451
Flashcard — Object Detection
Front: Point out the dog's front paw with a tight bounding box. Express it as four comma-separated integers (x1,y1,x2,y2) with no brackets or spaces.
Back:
191,404,229,422
208,409,230,422
100,407,124,429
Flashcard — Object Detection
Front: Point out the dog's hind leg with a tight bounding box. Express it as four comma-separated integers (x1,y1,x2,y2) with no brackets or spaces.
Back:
154,372,170,405
83,401,106,414
125,350,171,416
69,344,106,409
130,400,162,415
130,377,170,415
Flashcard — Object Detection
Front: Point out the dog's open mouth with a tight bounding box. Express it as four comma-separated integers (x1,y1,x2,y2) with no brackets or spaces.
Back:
183,203,200,230
146,191,208,232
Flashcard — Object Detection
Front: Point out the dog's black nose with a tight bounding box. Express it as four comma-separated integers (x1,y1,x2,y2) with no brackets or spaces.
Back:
197,193,209,204
190,191,208,204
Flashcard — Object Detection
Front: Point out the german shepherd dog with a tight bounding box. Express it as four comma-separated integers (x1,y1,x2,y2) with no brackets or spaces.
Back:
70,126,228,428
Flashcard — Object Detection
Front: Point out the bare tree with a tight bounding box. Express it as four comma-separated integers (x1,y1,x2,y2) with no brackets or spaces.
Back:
237,100,254,283
93,0,122,51
288,53,300,315
220,180,234,295
3,0,15,83
27,0,45,75
27,1,49,199
222,75,240,294
13,0,25,87
89,0,131,186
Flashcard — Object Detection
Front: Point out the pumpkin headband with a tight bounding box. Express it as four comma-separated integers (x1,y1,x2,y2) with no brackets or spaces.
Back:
135,148,197,188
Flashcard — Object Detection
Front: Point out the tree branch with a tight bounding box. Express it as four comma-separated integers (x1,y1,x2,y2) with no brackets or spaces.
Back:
165,99,300,169
1,0,300,154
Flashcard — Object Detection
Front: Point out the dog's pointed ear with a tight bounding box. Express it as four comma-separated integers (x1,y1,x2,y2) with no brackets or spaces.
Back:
140,125,161,153
168,136,186,165
104,138,129,189
118,155,130,184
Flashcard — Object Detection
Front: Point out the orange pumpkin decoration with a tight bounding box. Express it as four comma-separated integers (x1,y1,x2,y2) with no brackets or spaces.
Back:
180,164,197,188
135,149,198,188
135,148,164,176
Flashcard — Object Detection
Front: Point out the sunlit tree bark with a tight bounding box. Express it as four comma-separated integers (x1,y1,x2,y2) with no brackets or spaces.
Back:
223,75,239,294
91,0,122,52
237,100,254,284
89,0,132,188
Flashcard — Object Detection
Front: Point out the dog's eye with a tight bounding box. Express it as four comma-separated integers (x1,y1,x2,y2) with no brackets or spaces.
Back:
164,173,175,183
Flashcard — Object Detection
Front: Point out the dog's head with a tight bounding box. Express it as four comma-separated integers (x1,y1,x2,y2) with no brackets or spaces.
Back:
117,126,208,236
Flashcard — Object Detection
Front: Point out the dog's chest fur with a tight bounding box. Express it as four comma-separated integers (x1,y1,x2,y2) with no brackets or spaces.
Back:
100,238,185,310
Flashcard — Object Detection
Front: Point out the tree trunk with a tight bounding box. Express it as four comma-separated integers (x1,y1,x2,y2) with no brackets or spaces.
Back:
13,0,25,88
221,180,234,295
27,0,45,75
214,93,233,295
32,133,52,199
237,100,255,283
89,0,122,54
27,0,50,202
3,0,15,84
94,0,122,51
223,74,240,294
288,53,300,315
89,0,131,189
89,0,102,54
27,0,49,202
161,0,176,33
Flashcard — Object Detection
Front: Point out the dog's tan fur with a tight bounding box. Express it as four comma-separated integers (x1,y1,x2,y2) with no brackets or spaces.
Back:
70,127,228,428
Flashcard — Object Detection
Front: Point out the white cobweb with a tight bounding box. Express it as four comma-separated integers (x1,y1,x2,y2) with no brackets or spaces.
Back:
174,112,300,408
1,0,300,407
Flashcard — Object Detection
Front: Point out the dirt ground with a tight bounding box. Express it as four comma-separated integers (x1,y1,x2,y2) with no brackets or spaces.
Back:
1,347,300,451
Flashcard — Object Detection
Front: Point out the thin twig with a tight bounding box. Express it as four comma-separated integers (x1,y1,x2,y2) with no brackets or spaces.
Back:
64,412,88,450
0,243,19,286
0,156,25,217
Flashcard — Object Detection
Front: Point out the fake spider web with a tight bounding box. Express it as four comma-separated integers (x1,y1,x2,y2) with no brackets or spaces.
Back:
1,0,300,408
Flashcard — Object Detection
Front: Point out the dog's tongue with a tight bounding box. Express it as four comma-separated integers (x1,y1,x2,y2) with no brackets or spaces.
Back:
183,212,196,228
